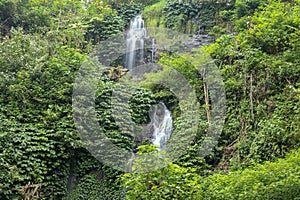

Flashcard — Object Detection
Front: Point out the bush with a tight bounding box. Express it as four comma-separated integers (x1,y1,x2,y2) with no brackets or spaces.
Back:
202,149,300,199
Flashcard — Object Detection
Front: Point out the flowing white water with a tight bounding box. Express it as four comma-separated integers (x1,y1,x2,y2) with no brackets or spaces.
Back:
125,16,173,151
125,14,147,71
150,103,173,150
126,103,173,171
124,16,172,172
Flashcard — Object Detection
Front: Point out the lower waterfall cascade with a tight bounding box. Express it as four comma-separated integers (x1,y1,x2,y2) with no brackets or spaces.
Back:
150,102,173,150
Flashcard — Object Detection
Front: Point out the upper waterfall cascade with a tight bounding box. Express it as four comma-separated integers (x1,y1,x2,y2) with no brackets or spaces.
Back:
125,14,147,71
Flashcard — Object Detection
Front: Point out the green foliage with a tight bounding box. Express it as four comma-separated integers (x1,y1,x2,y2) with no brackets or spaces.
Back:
159,53,203,97
1,0,299,199
0,124,71,199
0,0,50,35
234,0,262,19
144,0,235,34
143,0,167,28
163,1,198,33
202,149,300,199
112,2,143,27
0,0,150,199
121,145,203,199
107,0,160,6
153,52,204,124
95,79,155,149
85,11,124,44
69,172,124,200
0,1,159,197
141,52,204,113
245,86,300,163
205,0,300,169
129,88,156,124
137,52,212,172
243,1,299,55
122,147,300,199
0,29,86,198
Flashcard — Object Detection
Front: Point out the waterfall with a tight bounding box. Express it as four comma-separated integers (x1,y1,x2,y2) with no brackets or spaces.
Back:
150,103,173,150
125,16,173,151
125,14,146,71
124,17,173,172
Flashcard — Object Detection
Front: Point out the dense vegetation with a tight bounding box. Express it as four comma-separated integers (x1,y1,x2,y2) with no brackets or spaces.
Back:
122,145,300,199
0,0,299,199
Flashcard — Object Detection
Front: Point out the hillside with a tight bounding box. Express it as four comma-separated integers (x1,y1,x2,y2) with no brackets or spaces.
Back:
0,0,299,199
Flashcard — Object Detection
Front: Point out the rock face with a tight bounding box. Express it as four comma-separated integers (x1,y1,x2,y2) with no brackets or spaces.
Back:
184,34,214,51
146,33,214,61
